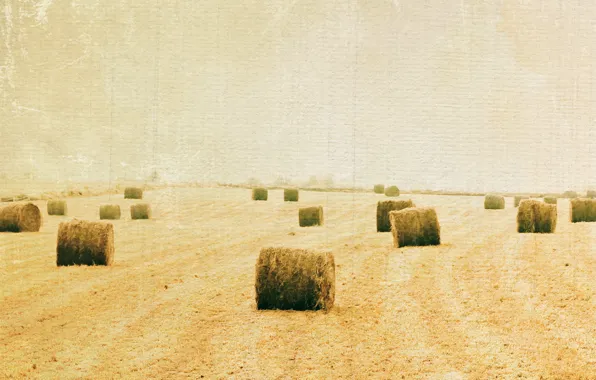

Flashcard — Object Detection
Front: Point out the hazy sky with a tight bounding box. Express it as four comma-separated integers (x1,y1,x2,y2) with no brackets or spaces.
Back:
2,0,596,193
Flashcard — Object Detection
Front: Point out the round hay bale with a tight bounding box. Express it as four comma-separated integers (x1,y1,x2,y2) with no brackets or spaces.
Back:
544,197,557,205
373,184,385,194
0,203,42,232
517,200,557,233
99,204,121,220
130,203,151,219
587,190,596,199
390,207,440,248
255,247,335,310
384,186,400,197
47,200,67,216
124,187,143,199
56,220,114,266
484,194,505,209
284,188,299,202
252,188,268,201
514,195,529,207
376,199,415,232
563,190,578,199
570,198,596,223
536,202,557,233
299,206,323,227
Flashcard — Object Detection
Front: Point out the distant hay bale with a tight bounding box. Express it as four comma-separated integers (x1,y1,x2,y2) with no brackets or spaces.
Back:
47,200,67,216
130,204,151,219
99,204,121,220
484,194,505,209
384,186,400,197
252,188,268,201
373,184,385,194
587,190,596,199
390,207,440,248
544,197,557,205
517,200,557,233
255,247,335,310
514,195,528,207
0,203,42,232
376,199,415,232
570,198,596,223
124,187,143,199
284,188,299,202
563,190,578,199
299,206,323,227
56,220,114,266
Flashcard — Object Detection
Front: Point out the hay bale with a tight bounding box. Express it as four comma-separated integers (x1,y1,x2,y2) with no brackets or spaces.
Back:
252,188,268,201
255,247,335,310
544,197,557,205
124,187,143,199
373,184,385,194
390,207,440,248
299,206,323,227
563,190,578,199
484,194,505,209
99,204,121,220
0,203,42,232
517,200,557,233
284,188,299,202
587,190,596,199
376,199,415,232
514,195,528,207
384,186,400,197
56,220,114,266
47,200,67,216
516,200,535,233
570,198,596,223
536,202,557,233
130,203,151,219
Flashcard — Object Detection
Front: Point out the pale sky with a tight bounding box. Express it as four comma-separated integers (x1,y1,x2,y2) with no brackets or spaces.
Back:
1,0,595,193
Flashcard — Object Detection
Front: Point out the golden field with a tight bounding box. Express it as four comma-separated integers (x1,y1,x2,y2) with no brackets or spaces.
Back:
1,187,595,379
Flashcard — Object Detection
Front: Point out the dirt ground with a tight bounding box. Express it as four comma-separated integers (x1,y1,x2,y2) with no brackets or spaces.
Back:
1,188,595,379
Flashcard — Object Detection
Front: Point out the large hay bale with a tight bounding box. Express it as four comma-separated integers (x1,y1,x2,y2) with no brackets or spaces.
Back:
544,197,557,205
384,186,400,197
252,188,268,201
376,199,415,232
563,190,578,199
124,187,143,199
517,200,557,233
484,194,505,209
47,200,67,216
0,203,42,232
299,206,323,227
56,220,114,266
587,190,596,199
255,247,335,310
373,184,385,194
570,198,596,223
390,207,440,248
284,188,299,202
130,203,151,219
99,204,121,220
514,195,528,207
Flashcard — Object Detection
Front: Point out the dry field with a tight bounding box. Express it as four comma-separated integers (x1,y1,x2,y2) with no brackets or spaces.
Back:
1,187,596,379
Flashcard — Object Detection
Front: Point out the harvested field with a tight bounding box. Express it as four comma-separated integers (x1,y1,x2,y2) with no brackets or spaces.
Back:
1,187,596,378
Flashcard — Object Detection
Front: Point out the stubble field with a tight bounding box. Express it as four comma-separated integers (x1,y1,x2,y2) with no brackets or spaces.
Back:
1,187,595,379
